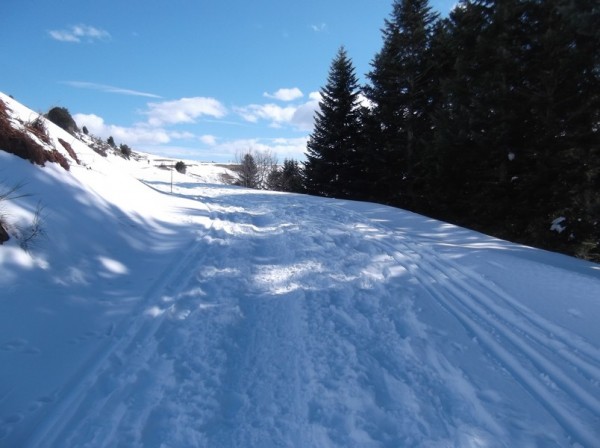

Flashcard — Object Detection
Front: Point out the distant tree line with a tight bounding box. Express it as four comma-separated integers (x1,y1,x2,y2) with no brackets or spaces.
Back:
302,0,600,260
231,150,304,193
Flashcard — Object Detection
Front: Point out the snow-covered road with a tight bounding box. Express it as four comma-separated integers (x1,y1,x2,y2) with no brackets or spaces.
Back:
2,169,600,447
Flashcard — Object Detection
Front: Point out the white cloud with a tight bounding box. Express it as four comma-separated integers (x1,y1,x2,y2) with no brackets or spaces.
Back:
235,104,296,128
210,137,308,161
64,81,162,98
263,88,304,102
235,91,320,131
308,91,322,102
49,24,110,43
169,131,196,140
291,91,321,131
144,97,227,126
73,113,196,146
199,135,217,145
310,23,327,32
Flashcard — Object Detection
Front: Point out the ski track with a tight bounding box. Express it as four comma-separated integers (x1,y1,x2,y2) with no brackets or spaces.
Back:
21,205,216,447
7,188,600,447
325,202,600,447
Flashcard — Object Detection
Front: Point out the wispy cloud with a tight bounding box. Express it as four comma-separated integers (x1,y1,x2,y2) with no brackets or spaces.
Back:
263,87,304,102
64,81,162,98
144,97,228,127
49,24,110,43
310,23,327,33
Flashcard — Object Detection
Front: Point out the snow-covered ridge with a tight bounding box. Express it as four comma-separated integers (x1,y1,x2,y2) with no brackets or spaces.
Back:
1,92,599,447
0,91,234,184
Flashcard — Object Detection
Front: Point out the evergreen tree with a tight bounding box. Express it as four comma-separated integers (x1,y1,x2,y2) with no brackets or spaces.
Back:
304,46,364,198
431,0,599,256
236,152,259,188
364,0,439,206
282,159,304,193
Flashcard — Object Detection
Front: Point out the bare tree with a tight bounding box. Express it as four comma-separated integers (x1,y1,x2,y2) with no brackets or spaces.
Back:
254,149,278,189
233,149,278,189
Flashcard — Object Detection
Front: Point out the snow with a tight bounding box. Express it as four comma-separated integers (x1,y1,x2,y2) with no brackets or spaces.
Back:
551,216,567,234
1,92,600,447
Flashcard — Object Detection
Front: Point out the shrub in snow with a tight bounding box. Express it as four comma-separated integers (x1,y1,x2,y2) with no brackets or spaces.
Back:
175,161,186,174
58,138,81,165
0,99,69,170
0,182,46,249
46,107,78,135
17,202,46,252
120,144,132,159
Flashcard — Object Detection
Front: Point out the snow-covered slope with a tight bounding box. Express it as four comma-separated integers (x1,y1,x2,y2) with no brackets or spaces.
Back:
1,93,599,447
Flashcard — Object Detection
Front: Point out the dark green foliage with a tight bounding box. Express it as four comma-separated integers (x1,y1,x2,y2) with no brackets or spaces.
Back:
429,0,600,257
236,153,259,188
303,0,599,260
119,143,132,158
268,159,304,193
304,47,365,199
82,126,89,135
46,107,78,135
107,136,116,148
0,221,8,244
175,161,186,174
364,0,439,206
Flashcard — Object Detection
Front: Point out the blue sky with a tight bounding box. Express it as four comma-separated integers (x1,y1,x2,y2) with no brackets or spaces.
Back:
1,0,456,162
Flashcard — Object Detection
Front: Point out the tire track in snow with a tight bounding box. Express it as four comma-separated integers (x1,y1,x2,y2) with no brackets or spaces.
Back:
24,206,215,447
323,202,600,447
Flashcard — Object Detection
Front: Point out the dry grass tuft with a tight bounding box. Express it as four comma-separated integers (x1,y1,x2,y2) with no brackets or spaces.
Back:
0,99,70,171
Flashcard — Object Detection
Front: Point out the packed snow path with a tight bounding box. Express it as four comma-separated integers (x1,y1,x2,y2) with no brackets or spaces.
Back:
2,181,600,447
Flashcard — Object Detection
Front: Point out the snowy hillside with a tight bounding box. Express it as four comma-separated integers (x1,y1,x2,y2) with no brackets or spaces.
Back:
1,92,600,447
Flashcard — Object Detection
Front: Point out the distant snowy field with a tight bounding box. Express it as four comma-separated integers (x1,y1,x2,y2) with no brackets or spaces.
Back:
1,92,599,447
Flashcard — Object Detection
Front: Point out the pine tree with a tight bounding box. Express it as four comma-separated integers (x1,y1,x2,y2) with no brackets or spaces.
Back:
430,0,525,224
431,0,599,257
268,159,304,193
364,0,439,207
304,46,364,198
236,152,259,188
280,159,304,193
